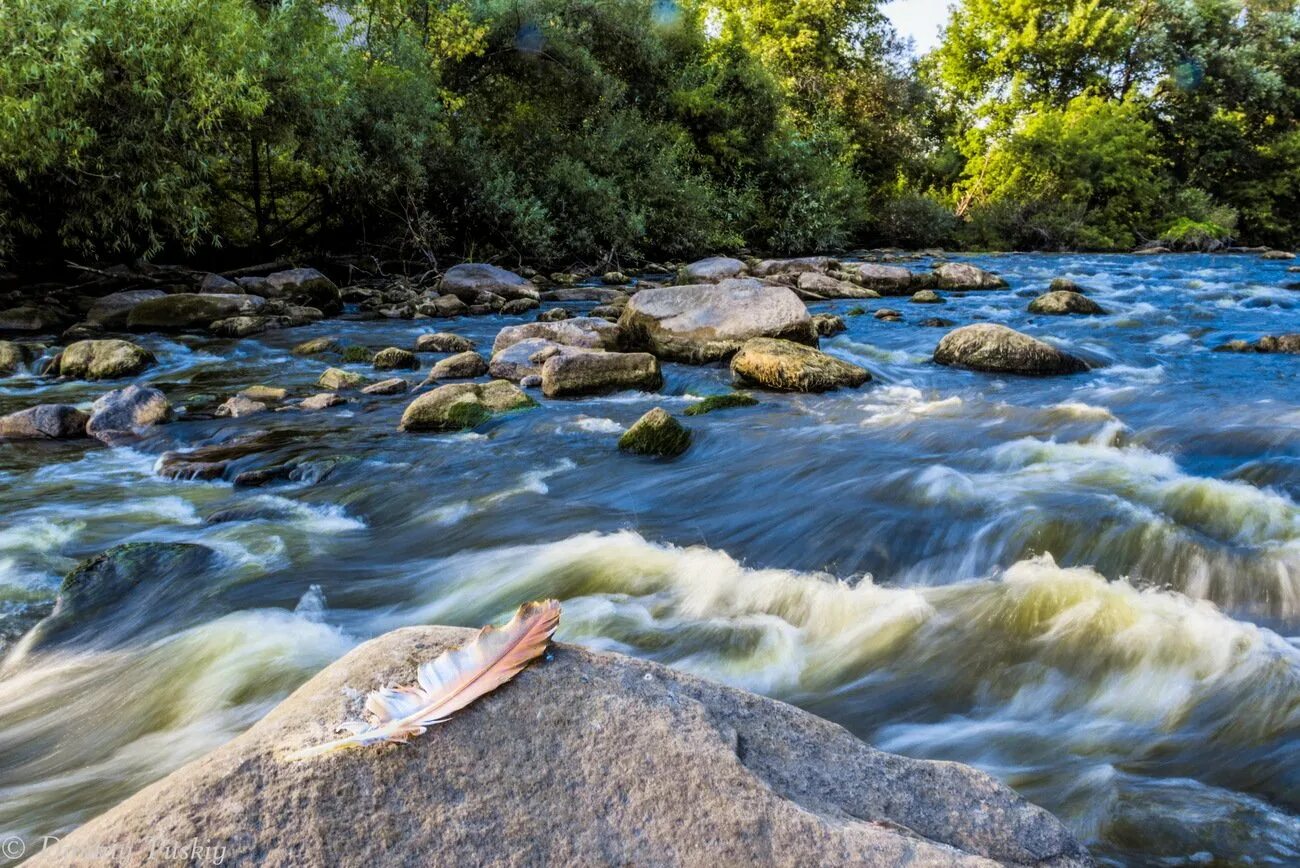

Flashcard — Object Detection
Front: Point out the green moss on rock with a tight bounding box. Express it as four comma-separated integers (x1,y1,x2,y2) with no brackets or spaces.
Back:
619,407,691,457
684,393,759,416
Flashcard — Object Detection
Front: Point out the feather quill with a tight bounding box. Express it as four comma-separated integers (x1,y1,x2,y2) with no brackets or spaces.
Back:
288,599,561,760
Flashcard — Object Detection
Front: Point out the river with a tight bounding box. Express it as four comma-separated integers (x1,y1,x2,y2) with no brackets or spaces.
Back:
1,252,1298,865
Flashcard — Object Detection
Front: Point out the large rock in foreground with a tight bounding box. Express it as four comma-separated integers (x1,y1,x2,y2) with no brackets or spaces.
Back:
731,337,871,392
86,385,171,443
619,279,816,363
33,628,1090,867
935,324,1088,375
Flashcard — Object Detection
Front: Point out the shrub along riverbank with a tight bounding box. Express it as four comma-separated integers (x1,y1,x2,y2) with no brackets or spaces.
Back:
1,0,1298,274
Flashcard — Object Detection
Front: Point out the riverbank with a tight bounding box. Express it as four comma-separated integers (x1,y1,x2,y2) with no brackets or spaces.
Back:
2,250,1299,864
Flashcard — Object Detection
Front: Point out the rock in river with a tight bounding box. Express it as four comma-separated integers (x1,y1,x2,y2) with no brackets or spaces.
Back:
426,351,489,381
0,340,22,375
318,367,366,390
933,262,1008,290
619,407,691,457
1214,334,1300,354
680,255,748,283
399,381,535,432
440,263,540,302
127,293,265,330
414,332,476,354
86,289,167,329
361,377,408,396
53,339,155,380
491,317,620,356
796,271,880,300
31,626,1088,867
618,279,816,363
86,385,171,443
216,396,268,418
541,351,662,397
731,338,871,393
0,404,89,440
850,263,916,295
372,347,418,371
261,268,342,314
934,324,1089,375
1028,291,1105,315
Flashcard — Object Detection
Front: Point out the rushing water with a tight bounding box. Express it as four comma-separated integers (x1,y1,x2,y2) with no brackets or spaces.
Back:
2,252,1299,865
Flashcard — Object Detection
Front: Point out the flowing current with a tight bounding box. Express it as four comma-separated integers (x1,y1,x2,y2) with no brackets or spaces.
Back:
2,253,1299,865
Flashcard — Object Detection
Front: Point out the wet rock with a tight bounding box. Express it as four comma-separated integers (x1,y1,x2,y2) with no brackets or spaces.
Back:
1028,291,1105,315
588,304,623,321
372,347,418,371
812,314,846,337
602,271,629,285
488,338,585,382
199,273,239,293
361,378,408,396
875,308,903,322
205,503,296,524
750,256,836,278
1135,246,1171,255
619,280,816,363
292,337,341,356
933,263,1008,290
910,290,944,304
426,351,488,381
259,268,342,314
684,392,758,416
680,256,748,283
299,392,345,411
86,385,171,443
537,308,570,322
399,380,536,432
318,367,365,390
414,332,475,354
849,263,913,295
1214,334,1300,354
157,430,298,481
796,271,880,300
53,339,155,380
238,385,287,403
0,305,66,333
127,293,265,330
1049,278,1091,293
0,340,21,375
441,263,540,302
1262,250,1296,260
934,324,1088,375
492,318,621,356
86,289,167,328
501,298,540,315
29,627,1089,868
0,404,89,440
919,317,955,328
540,287,627,303
541,351,662,398
210,315,286,337
619,407,691,457
422,295,470,318
216,396,268,418
731,338,871,393
23,543,218,651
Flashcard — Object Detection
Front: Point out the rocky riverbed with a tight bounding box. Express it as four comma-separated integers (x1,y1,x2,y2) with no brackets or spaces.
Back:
2,251,1300,864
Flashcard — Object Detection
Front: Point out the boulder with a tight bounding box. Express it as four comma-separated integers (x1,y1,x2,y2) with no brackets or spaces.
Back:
811,314,846,337
199,273,240,294
26,627,1089,868
501,298,540,315
0,340,22,375
680,256,748,283
619,280,817,363
933,263,1008,290
750,256,835,278
422,295,470,318
849,264,913,295
53,339,155,380
619,407,691,457
1028,291,1105,316
491,318,620,356
0,305,65,333
415,332,476,354
237,385,287,403
256,268,342,314
537,308,570,322
1214,334,1300,354
86,289,167,328
684,392,759,416
488,338,588,382
209,315,288,338
318,368,365,390
127,293,265,330
731,338,871,393
372,347,419,371
910,290,944,304
602,271,629,285
216,396,268,418
361,378,408,396
426,351,489,381
541,351,662,398
292,337,341,356
1262,250,1296,260
1048,278,1090,294
86,385,171,443
934,324,1088,375
156,430,299,481
875,309,903,322
399,380,535,432
540,287,627,303
441,264,540,302
0,404,89,440
299,393,345,411
796,272,881,300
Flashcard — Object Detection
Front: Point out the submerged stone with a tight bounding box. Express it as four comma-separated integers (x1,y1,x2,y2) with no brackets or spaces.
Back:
684,392,759,416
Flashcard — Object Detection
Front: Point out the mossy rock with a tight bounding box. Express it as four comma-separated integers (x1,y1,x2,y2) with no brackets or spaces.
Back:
373,347,419,370
340,345,372,364
619,407,691,457
293,338,342,356
846,306,867,317
318,367,365,390
399,380,535,432
684,393,759,416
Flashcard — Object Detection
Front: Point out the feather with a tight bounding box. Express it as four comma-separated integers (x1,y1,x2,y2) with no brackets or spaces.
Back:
287,599,560,760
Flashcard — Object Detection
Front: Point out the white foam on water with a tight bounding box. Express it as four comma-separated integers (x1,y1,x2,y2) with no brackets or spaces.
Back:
856,385,963,425
424,459,576,526
569,416,625,434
